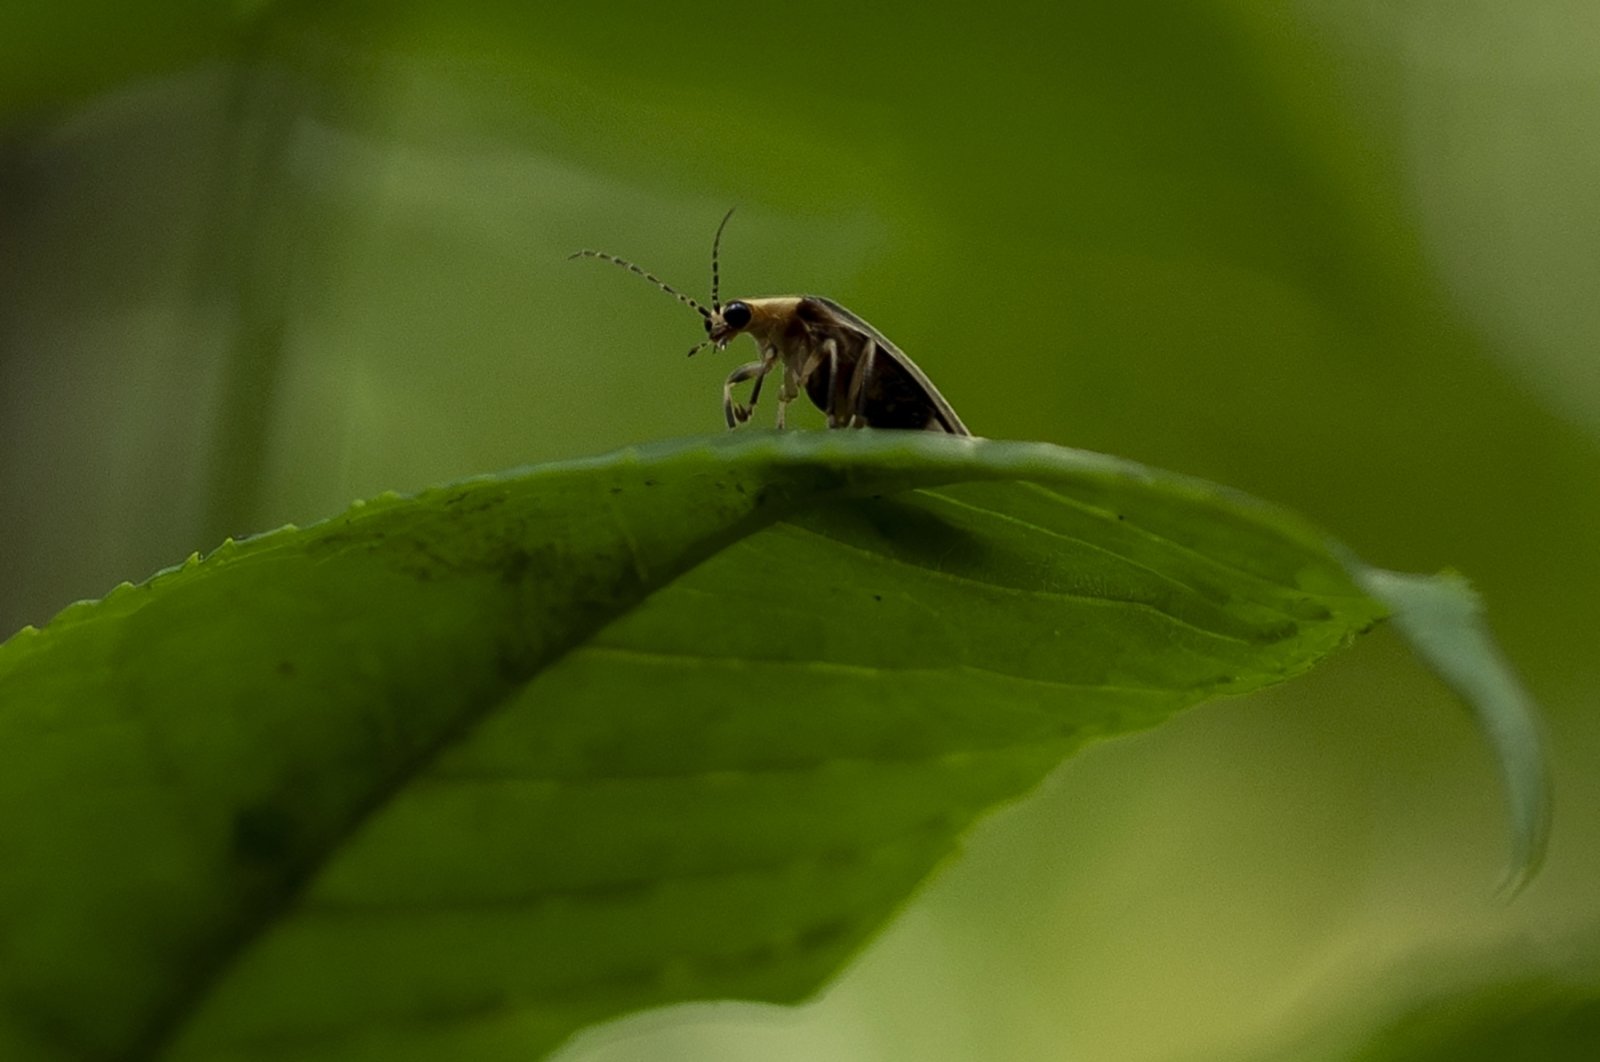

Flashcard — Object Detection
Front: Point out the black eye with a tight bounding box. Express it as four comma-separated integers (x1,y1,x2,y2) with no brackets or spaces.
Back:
723,301,752,329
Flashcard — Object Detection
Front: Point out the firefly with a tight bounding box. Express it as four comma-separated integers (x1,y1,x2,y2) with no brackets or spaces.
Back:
571,211,970,434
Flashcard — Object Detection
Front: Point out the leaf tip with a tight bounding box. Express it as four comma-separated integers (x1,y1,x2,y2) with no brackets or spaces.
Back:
1349,565,1552,897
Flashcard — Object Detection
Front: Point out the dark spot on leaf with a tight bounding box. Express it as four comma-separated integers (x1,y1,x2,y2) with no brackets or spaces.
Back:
872,594,883,602
795,918,852,953
643,479,658,487
593,964,657,993
494,644,530,683
443,495,504,518
233,804,296,865
1257,621,1299,643
572,878,656,905
609,486,623,495
817,845,863,869
729,940,780,969
275,659,296,677
498,547,533,586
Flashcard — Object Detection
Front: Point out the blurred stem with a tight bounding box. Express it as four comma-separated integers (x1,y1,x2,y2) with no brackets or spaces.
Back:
196,25,312,547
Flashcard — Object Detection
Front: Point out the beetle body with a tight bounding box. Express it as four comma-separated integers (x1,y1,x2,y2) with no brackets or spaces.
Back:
573,212,970,436
706,295,968,433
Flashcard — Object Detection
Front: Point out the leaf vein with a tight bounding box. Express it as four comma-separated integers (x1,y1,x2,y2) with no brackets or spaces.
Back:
781,522,1268,648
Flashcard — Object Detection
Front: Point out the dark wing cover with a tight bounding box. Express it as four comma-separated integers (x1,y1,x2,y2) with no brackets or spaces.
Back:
798,297,971,435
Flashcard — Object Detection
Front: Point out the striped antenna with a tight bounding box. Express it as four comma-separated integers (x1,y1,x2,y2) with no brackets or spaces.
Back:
569,250,711,320
710,207,735,311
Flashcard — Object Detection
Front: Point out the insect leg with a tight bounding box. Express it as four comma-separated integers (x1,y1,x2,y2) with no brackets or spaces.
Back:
827,339,847,427
773,341,816,430
722,354,776,429
746,362,769,409
795,337,844,428
776,371,799,430
844,340,878,428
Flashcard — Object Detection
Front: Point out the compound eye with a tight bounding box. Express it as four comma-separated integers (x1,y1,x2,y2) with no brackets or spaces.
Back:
722,301,752,330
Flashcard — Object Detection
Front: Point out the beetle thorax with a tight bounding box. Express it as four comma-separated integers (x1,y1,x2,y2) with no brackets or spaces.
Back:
731,297,804,349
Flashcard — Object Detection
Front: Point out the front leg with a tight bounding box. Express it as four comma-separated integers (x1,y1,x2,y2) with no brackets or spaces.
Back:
722,350,778,429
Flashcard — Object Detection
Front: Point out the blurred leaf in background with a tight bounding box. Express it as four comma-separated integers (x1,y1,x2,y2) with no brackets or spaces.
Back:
1,1,1596,1060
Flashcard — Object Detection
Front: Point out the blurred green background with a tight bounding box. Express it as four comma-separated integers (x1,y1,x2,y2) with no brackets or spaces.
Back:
2,2,1597,1059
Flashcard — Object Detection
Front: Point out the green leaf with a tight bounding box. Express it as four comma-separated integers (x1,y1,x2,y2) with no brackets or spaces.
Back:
1348,979,1600,1062
1247,940,1600,1062
1348,569,1552,899
0,432,1547,1062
